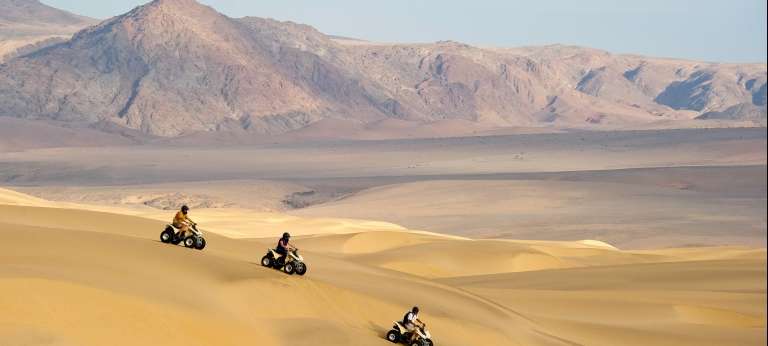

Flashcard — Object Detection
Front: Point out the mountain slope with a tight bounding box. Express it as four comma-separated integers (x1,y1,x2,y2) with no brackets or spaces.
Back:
0,0,765,138
0,0,96,61
0,0,402,136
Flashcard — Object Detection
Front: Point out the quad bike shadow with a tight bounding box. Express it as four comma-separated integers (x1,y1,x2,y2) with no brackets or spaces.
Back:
160,222,206,250
261,248,307,275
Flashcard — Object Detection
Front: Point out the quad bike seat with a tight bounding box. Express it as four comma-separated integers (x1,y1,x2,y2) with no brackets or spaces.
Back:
393,321,410,331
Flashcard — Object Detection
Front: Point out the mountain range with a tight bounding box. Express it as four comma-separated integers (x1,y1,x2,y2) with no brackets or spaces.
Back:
0,0,765,139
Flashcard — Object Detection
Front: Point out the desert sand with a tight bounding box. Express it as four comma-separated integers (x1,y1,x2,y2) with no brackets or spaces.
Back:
5,128,766,248
1,187,765,346
1,128,765,345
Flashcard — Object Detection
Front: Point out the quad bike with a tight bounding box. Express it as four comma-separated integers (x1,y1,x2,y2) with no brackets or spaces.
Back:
160,222,206,250
386,321,434,346
261,248,307,275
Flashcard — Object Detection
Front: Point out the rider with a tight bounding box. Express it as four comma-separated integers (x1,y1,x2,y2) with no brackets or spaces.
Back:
173,205,194,239
403,306,425,343
276,232,295,262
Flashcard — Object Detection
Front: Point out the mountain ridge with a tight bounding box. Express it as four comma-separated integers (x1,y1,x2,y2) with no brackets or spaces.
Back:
0,0,765,138
0,0,97,61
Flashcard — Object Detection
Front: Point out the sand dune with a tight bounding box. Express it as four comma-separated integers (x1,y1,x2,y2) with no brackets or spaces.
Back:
1,188,765,346
5,128,761,249
0,187,410,239
295,178,767,248
0,207,549,346
440,259,766,346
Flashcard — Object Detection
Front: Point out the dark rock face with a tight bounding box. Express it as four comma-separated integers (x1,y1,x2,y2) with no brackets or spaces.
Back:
750,81,767,107
655,71,717,111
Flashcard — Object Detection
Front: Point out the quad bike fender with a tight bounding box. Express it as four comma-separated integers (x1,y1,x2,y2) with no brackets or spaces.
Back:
393,321,407,333
189,224,203,237
289,251,304,261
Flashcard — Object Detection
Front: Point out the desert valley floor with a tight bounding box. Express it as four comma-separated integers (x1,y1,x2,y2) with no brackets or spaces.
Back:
1,127,766,346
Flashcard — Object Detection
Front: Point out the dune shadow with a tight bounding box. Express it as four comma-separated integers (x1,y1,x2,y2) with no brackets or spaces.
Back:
368,320,389,338
248,261,275,269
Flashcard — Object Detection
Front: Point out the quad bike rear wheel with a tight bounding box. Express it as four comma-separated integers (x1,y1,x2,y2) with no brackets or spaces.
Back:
385,330,399,343
295,262,307,276
160,228,174,243
284,262,296,275
261,255,273,267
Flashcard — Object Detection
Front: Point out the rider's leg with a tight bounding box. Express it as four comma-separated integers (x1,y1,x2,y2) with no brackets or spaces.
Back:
276,247,287,262
406,323,417,342
176,224,189,238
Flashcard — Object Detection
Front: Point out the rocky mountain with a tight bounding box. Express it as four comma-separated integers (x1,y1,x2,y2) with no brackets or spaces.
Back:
0,0,765,138
0,0,97,61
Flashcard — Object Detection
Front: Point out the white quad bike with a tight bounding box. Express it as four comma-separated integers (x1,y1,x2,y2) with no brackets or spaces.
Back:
160,222,206,250
261,248,307,275
386,321,434,346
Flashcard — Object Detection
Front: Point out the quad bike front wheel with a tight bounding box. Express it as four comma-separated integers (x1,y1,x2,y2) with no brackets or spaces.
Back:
385,330,399,343
160,228,174,243
261,255,273,267
295,262,307,276
195,237,206,250
284,262,296,275
184,236,196,248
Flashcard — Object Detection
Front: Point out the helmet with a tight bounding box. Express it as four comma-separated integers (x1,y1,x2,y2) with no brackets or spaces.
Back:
412,306,419,313
181,205,189,213
282,232,291,239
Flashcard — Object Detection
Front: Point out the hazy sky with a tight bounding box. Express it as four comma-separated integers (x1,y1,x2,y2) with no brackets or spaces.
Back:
43,0,767,63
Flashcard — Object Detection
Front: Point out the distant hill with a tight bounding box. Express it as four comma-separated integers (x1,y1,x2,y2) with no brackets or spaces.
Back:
0,0,97,61
0,0,765,139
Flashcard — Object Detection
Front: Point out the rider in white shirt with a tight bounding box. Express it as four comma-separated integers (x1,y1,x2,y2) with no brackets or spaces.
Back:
403,306,424,343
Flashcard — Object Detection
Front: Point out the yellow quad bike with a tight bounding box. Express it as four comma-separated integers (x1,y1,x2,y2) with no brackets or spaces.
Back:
160,222,206,250
386,321,434,346
261,248,307,275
